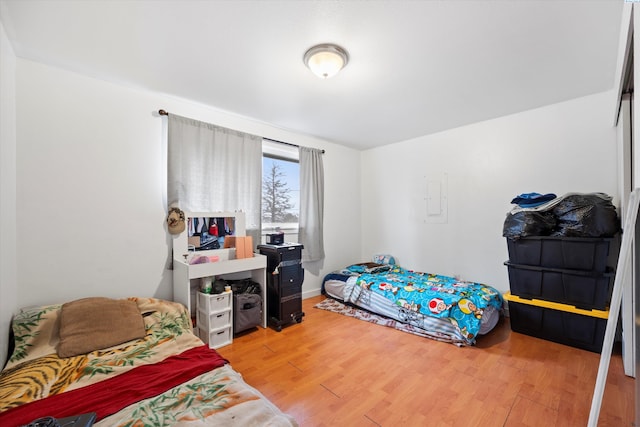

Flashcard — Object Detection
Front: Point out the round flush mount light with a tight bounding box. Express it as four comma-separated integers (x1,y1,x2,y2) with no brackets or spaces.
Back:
303,43,349,79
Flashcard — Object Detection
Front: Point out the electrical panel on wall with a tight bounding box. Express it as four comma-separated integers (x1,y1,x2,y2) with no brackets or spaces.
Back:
425,173,448,223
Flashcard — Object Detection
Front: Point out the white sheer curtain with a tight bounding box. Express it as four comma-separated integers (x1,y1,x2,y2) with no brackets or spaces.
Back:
298,146,325,263
167,114,262,245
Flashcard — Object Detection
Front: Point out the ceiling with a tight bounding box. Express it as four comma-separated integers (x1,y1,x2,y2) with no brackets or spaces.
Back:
0,0,624,151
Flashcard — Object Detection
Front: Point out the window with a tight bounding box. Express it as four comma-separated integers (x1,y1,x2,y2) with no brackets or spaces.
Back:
262,140,299,244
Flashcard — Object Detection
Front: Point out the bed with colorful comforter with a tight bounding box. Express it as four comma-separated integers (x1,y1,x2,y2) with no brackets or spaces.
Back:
0,297,297,427
322,261,504,346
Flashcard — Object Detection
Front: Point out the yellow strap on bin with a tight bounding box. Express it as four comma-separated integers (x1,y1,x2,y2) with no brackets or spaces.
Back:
503,291,609,319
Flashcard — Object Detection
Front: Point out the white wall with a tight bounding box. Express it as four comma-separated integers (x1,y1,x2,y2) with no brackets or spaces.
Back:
10,50,619,323
0,17,17,369
361,91,618,292
15,59,361,309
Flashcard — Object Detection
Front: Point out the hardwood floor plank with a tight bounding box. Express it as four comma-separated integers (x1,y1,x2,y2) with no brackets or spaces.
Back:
219,296,635,426
505,395,559,427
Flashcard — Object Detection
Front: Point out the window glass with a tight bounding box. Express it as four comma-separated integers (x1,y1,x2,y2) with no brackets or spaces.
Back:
262,141,299,244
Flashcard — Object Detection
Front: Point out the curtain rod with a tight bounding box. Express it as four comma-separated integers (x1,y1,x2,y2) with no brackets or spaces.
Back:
263,138,325,154
158,109,325,154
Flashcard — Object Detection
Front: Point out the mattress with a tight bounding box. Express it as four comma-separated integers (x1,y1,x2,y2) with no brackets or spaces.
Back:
0,297,297,426
322,263,503,345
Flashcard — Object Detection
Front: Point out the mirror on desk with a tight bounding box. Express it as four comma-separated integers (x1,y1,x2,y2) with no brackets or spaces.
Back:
172,211,247,261
187,216,237,251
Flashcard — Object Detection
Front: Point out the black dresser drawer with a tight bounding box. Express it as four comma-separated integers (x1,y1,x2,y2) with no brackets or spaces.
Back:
279,264,304,287
258,243,303,270
279,246,302,262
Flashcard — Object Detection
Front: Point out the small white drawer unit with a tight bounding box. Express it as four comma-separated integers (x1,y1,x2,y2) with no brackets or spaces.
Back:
196,290,233,349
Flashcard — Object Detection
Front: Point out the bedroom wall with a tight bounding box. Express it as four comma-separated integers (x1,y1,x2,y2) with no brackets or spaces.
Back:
0,17,17,368
14,58,361,309
360,91,618,293
9,49,618,337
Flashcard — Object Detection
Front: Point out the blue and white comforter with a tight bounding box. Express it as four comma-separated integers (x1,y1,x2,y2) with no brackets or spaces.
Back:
327,264,503,345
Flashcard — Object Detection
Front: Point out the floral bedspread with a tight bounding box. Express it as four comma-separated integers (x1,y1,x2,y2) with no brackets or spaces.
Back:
0,297,297,426
355,266,503,341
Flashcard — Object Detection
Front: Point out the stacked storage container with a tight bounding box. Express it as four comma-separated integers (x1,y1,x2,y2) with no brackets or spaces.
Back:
502,193,620,353
196,290,233,349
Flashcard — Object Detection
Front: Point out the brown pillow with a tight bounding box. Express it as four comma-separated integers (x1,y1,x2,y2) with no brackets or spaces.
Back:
57,297,146,358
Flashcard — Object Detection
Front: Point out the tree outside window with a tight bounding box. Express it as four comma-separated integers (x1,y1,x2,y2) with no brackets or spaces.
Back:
262,156,299,242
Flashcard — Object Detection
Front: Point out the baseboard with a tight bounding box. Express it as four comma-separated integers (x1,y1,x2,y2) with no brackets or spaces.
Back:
302,288,321,300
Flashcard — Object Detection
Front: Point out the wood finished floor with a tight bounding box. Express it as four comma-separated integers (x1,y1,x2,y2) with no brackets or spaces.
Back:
219,295,635,427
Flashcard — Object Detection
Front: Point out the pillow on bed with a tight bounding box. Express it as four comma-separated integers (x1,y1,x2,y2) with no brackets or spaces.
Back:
347,262,391,274
57,297,146,358
372,254,396,265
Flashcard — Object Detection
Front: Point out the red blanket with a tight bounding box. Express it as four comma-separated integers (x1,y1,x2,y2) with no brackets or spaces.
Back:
0,345,227,426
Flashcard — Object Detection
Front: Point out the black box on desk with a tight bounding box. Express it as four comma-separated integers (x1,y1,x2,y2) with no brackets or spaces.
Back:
506,236,614,272
504,292,608,353
504,261,614,310
267,232,284,245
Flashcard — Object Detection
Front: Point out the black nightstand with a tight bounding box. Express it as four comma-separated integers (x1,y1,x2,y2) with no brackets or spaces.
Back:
257,243,304,331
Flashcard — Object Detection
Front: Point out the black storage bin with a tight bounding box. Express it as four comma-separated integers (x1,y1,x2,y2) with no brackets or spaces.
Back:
505,292,607,353
504,261,614,310
233,293,262,334
506,236,613,272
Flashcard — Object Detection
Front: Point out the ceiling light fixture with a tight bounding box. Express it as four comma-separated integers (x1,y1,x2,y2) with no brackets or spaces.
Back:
303,43,349,79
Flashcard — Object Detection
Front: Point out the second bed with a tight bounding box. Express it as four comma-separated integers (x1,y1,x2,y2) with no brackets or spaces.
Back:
322,260,504,346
